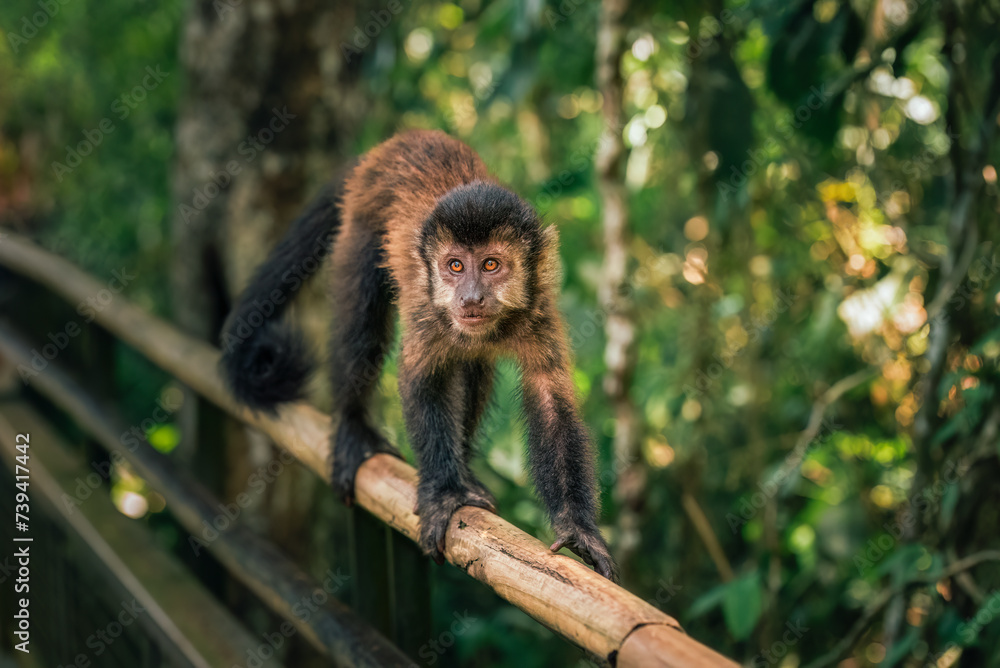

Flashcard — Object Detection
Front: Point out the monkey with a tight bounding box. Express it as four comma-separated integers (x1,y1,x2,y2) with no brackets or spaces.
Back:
220,129,618,582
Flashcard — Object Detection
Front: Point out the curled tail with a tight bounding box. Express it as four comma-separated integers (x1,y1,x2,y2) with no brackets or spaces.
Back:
219,183,342,412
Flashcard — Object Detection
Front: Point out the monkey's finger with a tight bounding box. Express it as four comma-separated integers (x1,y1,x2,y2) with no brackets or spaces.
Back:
549,538,568,553
466,498,497,514
591,553,620,583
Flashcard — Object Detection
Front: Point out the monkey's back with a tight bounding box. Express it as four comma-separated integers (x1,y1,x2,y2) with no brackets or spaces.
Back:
343,129,490,231
340,130,494,311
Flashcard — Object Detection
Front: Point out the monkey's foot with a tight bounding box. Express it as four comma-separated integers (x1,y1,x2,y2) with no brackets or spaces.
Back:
550,525,620,584
331,420,402,506
415,487,497,564
463,480,497,514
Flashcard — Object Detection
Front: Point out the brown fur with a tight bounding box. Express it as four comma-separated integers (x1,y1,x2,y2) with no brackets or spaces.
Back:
224,130,618,581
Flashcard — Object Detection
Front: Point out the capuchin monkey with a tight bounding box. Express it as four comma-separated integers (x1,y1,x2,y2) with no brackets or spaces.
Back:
220,130,618,581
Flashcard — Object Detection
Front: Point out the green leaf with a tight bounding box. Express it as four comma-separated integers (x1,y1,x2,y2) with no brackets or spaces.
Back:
872,543,925,580
687,582,728,620
940,483,959,528
722,573,762,641
883,627,919,667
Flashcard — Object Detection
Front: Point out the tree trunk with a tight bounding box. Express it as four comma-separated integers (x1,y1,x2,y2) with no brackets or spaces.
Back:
168,0,370,655
595,0,642,577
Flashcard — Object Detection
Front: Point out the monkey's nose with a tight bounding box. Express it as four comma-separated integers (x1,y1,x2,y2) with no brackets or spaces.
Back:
461,294,485,307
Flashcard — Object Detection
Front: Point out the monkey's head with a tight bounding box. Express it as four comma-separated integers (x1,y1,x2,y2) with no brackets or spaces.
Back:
423,181,559,337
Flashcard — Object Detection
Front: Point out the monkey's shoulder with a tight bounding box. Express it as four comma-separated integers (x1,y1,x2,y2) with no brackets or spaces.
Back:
362,130,488,189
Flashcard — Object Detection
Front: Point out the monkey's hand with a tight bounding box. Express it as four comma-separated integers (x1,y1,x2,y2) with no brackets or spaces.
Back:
550,526,620,584
415,486,497,565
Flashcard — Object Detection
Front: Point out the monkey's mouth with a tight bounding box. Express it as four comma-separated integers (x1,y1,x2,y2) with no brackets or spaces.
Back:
456,312,494,327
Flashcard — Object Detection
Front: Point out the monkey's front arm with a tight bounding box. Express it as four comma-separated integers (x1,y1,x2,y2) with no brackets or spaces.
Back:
519,359,619,582
398,356,498,563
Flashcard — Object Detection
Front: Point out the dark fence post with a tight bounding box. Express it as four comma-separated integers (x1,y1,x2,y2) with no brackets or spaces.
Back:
348,507,393,635
389,529,431,658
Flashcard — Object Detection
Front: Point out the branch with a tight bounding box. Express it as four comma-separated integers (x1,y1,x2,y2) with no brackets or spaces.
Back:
778,367,876,480
803,551,1000,668
682,493,735,582
820,5,932,104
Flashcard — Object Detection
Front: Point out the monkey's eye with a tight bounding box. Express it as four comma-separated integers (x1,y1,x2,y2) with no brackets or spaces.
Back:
483,259,499,272
449,259,464,273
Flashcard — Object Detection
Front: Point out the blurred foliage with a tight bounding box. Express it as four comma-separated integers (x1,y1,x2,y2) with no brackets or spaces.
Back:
0,0,181,418
3,0,1000,667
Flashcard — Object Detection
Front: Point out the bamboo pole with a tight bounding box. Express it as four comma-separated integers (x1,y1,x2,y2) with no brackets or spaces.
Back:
0,230,738,667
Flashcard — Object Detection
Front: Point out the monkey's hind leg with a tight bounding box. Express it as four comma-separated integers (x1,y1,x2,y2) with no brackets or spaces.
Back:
399,357,496,563
328,226,399,504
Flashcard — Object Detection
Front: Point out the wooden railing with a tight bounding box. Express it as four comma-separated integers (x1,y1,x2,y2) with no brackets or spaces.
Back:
0,400,287,668
0,230,738,667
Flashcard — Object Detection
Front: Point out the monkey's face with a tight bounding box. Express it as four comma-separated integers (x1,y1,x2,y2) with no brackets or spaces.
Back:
434,243,527,334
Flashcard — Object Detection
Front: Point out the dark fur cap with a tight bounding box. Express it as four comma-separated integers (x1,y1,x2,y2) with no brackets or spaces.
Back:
424,180,542,249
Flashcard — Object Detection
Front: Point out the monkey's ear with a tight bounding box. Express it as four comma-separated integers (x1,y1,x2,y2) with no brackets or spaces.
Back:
541,224,559,246
537,225,563,291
